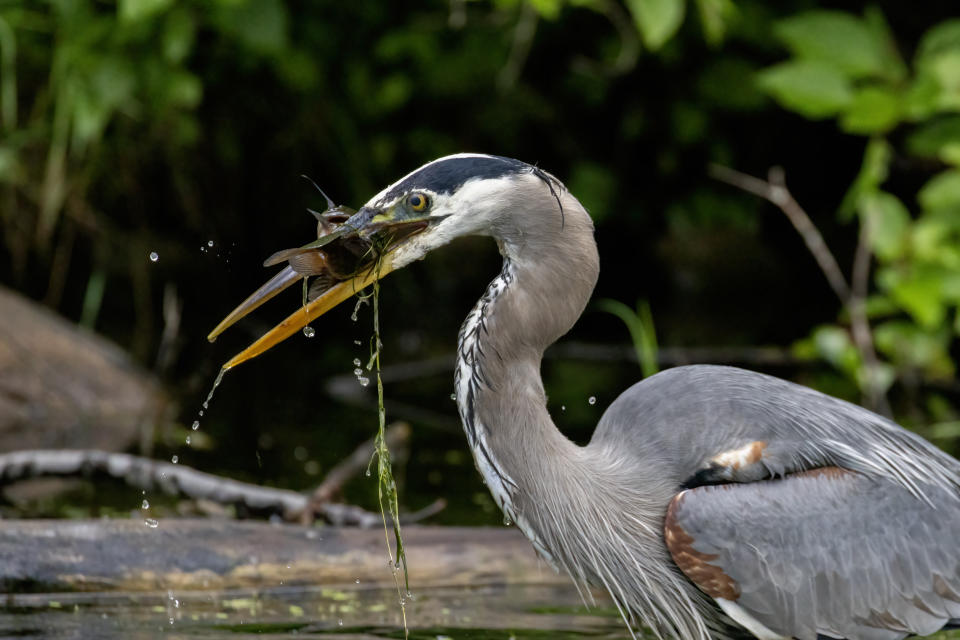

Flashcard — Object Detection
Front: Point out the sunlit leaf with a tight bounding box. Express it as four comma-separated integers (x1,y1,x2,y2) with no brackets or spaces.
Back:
859,191,910,260
695,0,736,47
839,86,901,134
528,0,563,20
880,268,946,329
773,10,888,79
918,169,960,211
915,19,960,69
625,0,686,51
756,61,854,119
118,0,173,22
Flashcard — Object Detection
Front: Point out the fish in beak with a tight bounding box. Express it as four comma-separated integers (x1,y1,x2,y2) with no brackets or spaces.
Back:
207,200,440,370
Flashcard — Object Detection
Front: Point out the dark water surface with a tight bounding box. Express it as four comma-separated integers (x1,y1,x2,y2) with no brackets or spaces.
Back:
0,583,630,639
5,583,960,640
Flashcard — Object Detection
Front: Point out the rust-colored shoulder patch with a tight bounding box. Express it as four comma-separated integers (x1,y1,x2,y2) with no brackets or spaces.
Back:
664,492,740,601
710,441,767,470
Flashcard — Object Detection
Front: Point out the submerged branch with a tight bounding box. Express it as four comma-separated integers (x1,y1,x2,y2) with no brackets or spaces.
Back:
0,447,440,527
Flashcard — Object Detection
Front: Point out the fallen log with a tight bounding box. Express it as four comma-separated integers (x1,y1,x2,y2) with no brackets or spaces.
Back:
0,520,565,593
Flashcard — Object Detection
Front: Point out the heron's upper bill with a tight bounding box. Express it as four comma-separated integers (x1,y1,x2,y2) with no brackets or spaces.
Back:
207,205,436,370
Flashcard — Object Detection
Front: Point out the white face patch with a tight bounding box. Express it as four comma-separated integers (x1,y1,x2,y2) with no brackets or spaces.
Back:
388,174,522,268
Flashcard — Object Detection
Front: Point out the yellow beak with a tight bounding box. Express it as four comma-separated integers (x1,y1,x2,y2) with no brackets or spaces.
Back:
208,252,398,370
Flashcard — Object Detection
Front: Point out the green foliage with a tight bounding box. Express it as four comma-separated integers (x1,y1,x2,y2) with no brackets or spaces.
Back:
596,299,659,379
758,8,960,421
625,0,685,51
756,61,853,119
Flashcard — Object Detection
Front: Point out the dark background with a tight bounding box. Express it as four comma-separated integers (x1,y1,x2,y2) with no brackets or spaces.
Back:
2,0,958,523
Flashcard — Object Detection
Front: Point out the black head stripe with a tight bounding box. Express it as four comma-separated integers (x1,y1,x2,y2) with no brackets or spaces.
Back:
379,155,532,203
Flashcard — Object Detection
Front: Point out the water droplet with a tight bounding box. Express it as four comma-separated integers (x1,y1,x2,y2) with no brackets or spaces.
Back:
303,326,316,338
352,358,361,366
364,469,371,477
358,377,369,387
354,578,360,584
561,405,566,411
171,455,179,464
149,252,159,263
337,619,343,626
503,515,512,526
202,401,208,409
145,518,159,528
185,436,191,445
450,393,456,400
198,410,204,417
169,617,174,625
353,367,363,376
141,499,150,509
207,240,214,247
191,421,199,431
588,396,596,405
353,340,362,346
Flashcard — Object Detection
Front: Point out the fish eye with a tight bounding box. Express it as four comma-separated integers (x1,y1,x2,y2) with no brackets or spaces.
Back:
407,192,429,212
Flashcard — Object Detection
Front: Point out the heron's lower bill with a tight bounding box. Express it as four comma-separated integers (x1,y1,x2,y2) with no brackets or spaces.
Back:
206,208,432,369
214,253,399,370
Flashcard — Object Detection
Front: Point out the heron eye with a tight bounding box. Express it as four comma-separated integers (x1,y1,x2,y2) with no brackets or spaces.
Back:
407,192,429,212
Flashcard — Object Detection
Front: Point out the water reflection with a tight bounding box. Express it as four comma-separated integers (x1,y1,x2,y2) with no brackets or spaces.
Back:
0,584,630,639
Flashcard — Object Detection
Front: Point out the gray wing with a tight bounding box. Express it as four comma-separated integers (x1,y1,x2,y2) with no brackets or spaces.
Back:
665,468,960,640
593,365,960,501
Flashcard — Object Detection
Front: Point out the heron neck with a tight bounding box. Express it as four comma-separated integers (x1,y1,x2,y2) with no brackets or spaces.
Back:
453,196,600,524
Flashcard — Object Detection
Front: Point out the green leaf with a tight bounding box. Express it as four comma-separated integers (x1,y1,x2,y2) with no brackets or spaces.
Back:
162,9,196,64
118,0,173,22
918,170,960,211
874,320,954,378
839,86,901,134
213,0,288,56
165,71,202,109
906,116,960,164
756,61,854,119
881,269,946,329
811,325,861,377
695,0,736,47
916,19,960,70
838,137,892,220
773,10,888,79
859,191,910,260
528,0,563,20
625,0,686,51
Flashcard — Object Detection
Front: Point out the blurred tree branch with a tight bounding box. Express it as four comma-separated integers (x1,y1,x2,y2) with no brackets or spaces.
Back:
710,164,891,415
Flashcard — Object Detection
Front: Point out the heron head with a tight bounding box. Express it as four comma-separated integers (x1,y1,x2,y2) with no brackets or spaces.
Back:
208,153,559,368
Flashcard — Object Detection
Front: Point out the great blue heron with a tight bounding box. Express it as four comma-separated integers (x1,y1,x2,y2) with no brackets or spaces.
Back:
209,154,960,640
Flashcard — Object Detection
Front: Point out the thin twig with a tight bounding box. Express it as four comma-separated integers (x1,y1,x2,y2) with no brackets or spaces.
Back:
711,164,891,414
302,422,411,521
497,1,538,90
710,164,851,302
849,216,892,416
